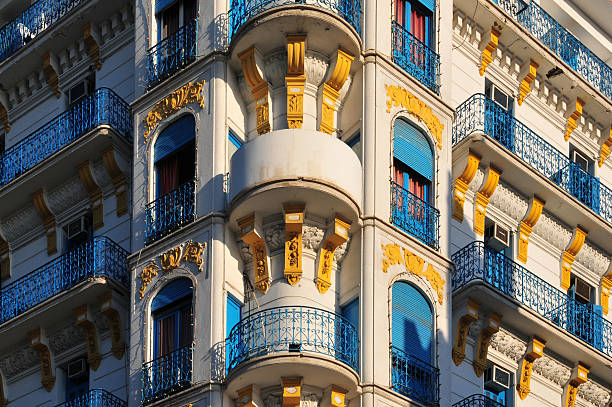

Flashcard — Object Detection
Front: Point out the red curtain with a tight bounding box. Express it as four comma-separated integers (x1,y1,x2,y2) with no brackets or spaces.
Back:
395,0,405,25
158,315,176,356
411,10,426,42
159,156,179,195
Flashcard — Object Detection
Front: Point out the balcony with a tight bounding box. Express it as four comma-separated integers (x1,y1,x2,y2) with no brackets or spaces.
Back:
452,242,612,359
0,0,86,63
391,181,440,250
55,389,127,407
391,22,440,94
145,180,196,245
0,237,128,326
141,345,193,405
452,394,504,407
390,346,439,407
0,88,132,189
146,19,198,89
496,0,611,101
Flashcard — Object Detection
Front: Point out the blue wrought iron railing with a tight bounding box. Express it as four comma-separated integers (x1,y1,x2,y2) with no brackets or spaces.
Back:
55,389,127,407
496,0,612,101
226,306,359,373
452,241,612,357
228,0,361,40
0,88,132,189
0,0,86,63
391,22,440,94
390,346,439,407
452,394,504,407
453,94,612,224
147,19,198,89
0,237,128,326
141,345,193,405
145,179,196,245
391,181,440,250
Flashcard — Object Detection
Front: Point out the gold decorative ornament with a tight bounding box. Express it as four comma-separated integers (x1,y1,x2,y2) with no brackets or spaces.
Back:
517,60,538,105
143,80,206,143
602,276,611,315
83,22,101,70
286,35,306,129
29,328,55,392
473,312,501,377
139,262,159,299
518,197,544,263
474,166,501,236
560,227,587,290
316,217,350,294
284,204,305,285
480,25,501,76
42,52,60,98
565,98,584,142
102,147,128,216
517,337,545,400
183,241,205,270
74,304,102,371
160,245,184,272
239,47,271,136
319,49,354,134
0,236,9,282
0,102,10,133
453,151,480,222
236,384,260,407
238,214,270,294
99,293,125,360
77,160,104,230
385,84,444,149
452,299,479,366
282,377,302,407
32,189,57,255
599,127,612,167
563,363,589,407
325,386,347,407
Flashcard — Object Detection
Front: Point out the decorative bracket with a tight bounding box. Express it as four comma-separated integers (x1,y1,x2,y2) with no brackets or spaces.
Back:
473,312,501,377
517,337,545,400
29,328,55,392
479,24,501,76
236,384,263,407
0,101,9,133
32,189,57,255
316,217,350,294
284,204,304,285
160,244,184,272
319,49,354,135
238,213,270,294
453,151,480,222
321,385,347,407
74,304,102,371
599,127,612,167
42,52,60,98
563,363,589,407
99,293,125,360
565,98,584,141
601,275,611,315
77,161,104,230
83,22,101,70
102,147,128,216
0,235,9,282
452,298,479,366
282,377,302,407
561,226,587,290
286,35,306,129
139,262,159,299
518,197,544,263
517,60,538,105
239,47,271,136
474,167,501,236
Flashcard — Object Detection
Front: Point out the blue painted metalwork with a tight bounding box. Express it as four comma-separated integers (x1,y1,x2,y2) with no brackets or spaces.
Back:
225,306,359,373
452,241,612,358
141,345,193,405
55,389,126,407
146,19,198,89
145,179,196,245
391,181,439,250
452,394,504,407
0,88,132,189
496,0,611,101
390,346,439,406
0,237,128,326
453,94,612,224
391,22,440,94
0,0,86,63
228,0,361,40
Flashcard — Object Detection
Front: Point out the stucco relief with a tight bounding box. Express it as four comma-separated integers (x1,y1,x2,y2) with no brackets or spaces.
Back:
488,181,528,223
1,205,40,243
263,394,281,407
489,329,526,362
334,239,350,264
237,239,253,263
264,51,288,89
91,159,113,190
302,225,325,251
302,393,320,407
48,323,85,355
532,213,572,252
46,177,88,215
575,243,610,277
304,51,329,88
0,345,39,378
264,222,284,253
532,354,571,386
94,311,111,332
577,380,611,407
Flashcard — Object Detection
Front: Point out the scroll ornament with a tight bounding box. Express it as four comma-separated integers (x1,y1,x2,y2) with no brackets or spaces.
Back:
139,262,159,299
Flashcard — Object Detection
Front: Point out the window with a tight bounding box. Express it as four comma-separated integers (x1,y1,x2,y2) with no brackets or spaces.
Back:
66,74,95,108
62,214,93,253
484,365,514,406
346,133,361,161
156,0,197,41
64,358,89,402
151,278,194,358
392,119,433,202
341,297,359,332
394,0,434,46
226,294,242,337
484,79,515,149
567,145,599,210
228,129,243,159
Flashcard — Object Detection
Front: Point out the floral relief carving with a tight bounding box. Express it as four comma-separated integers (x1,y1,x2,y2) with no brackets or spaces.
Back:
1,206,40,243
48,324,86,355
183,241,205,271
532,354,571,386
264,223,284,253
489,182,528,223
304,51,329,88
532,213,572,252
302,225,325,251
139,262,159,299
160,245,184,272
0,345,39,378
575,243,610,277
334,239,350,264
577,380,611,407
264,395,281,407
301,394,320,407
237,239,253,263
489,329,526,362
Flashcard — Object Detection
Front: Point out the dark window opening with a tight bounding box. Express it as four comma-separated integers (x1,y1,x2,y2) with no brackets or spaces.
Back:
64,357,89,403
394,0,433,46
157,0,197,41
152,279,194,358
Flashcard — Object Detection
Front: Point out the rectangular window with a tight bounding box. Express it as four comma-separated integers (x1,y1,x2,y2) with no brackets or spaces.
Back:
157,0,197,41
62,214,93,253
484,365,513,406
226,294,242,337
394,0,433,46
64,358,89,402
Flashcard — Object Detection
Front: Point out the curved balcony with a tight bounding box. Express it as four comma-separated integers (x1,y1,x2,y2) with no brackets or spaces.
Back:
141,345,193,405
452,394,504,407
145,179,196,245
55,389,126,407
390,346,439,407
391,181,439,250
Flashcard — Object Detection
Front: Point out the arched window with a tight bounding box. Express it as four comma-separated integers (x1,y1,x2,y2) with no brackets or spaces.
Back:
151,278,194,357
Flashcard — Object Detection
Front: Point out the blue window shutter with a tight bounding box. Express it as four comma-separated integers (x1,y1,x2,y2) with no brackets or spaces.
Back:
341,298,359,332
394,119,434,181
392,282,433,363
154,115,196,163
228,130,243,149
417,0,435,13
152,278,193,312
226,295,242,337
156,0,176,14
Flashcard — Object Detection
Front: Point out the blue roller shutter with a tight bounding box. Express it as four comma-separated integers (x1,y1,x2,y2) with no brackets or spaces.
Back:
154,115,195,163
392,282,433,363
156,0,176,14
393,119,433,181
226,295,242,337
341,298,359,332
152,278,193,311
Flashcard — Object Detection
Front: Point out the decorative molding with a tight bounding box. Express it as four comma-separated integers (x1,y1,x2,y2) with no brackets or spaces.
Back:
42,52,60,98
139,262,159,299
575,241,610,278
489,181,528,223
73,304,102,371
77,161,104,230
474,167,501,235
0,102,9,133
160,244,184,272
333,239,350,265
237,239,253,263
452,298,479,366
563,363,589,407
479,24,502,76
316,217,350,294
142,80,206,143
284,204,305,285
183,241,205,271
32,189,57,255
264,222,284,253
286,35,306,129
473,312,501,377
385,84,444,149
517,60,538,105
453,151,480,222
577,379,612,407
0,346,39,378
48,324,85,356
304,51,329,88
561,227,588,290
565,98,584,141
518,197,544,263
302,225,325,251
517,337,545,400
0,236,9,282
238,213,270,294
490,329,526,363
598,127,612,167
102,147,128,216
282,377,302,407
29,328,55,392
239,47,271,136
46,176,88,216
533,212,572,252
533,354,571,386
83,22,101,70
319,49,354,135
99,293,125,360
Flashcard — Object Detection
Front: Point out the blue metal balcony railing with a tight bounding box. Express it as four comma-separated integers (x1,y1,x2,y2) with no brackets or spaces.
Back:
391,22,440,94
496,0,612,101
0,237,128,326
452,394,505,407
453,94,612,224
145,179,196,245
391,181,440,250
141,345,193,405
55,389,127,407
391,346,439,407
0,88,132,189
226,306,359,373
146,19,198,89
0,0,86,63
452,241,612,357
228,0,361,40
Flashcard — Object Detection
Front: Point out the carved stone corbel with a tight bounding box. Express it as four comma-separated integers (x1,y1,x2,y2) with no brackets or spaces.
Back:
516,337,545,400
474,167,501,236
479,24,501,76
601,275,611,315
77,161,103,230
236,384,263,407
32,189,57,255
316,217,350,294
238,214,270,294
98,293,125,360
452,298,479,366
102,147,128,216
473,312,501,377
160,244,184,272
563,363,589,407
0,235,9,282
565,98,584,142
560,226,587,290
0,101,9,133
239,47,271,136
321,385,347,407
319,49,354,134
83,22,101,70
74,304,102,371
518,197,544,263
453,151,480,222
286,35,306,129
42,52,60,98
281,377,302,407
284,204,304,285
599,127,612,167
29,328,55,392
517,60,538,105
